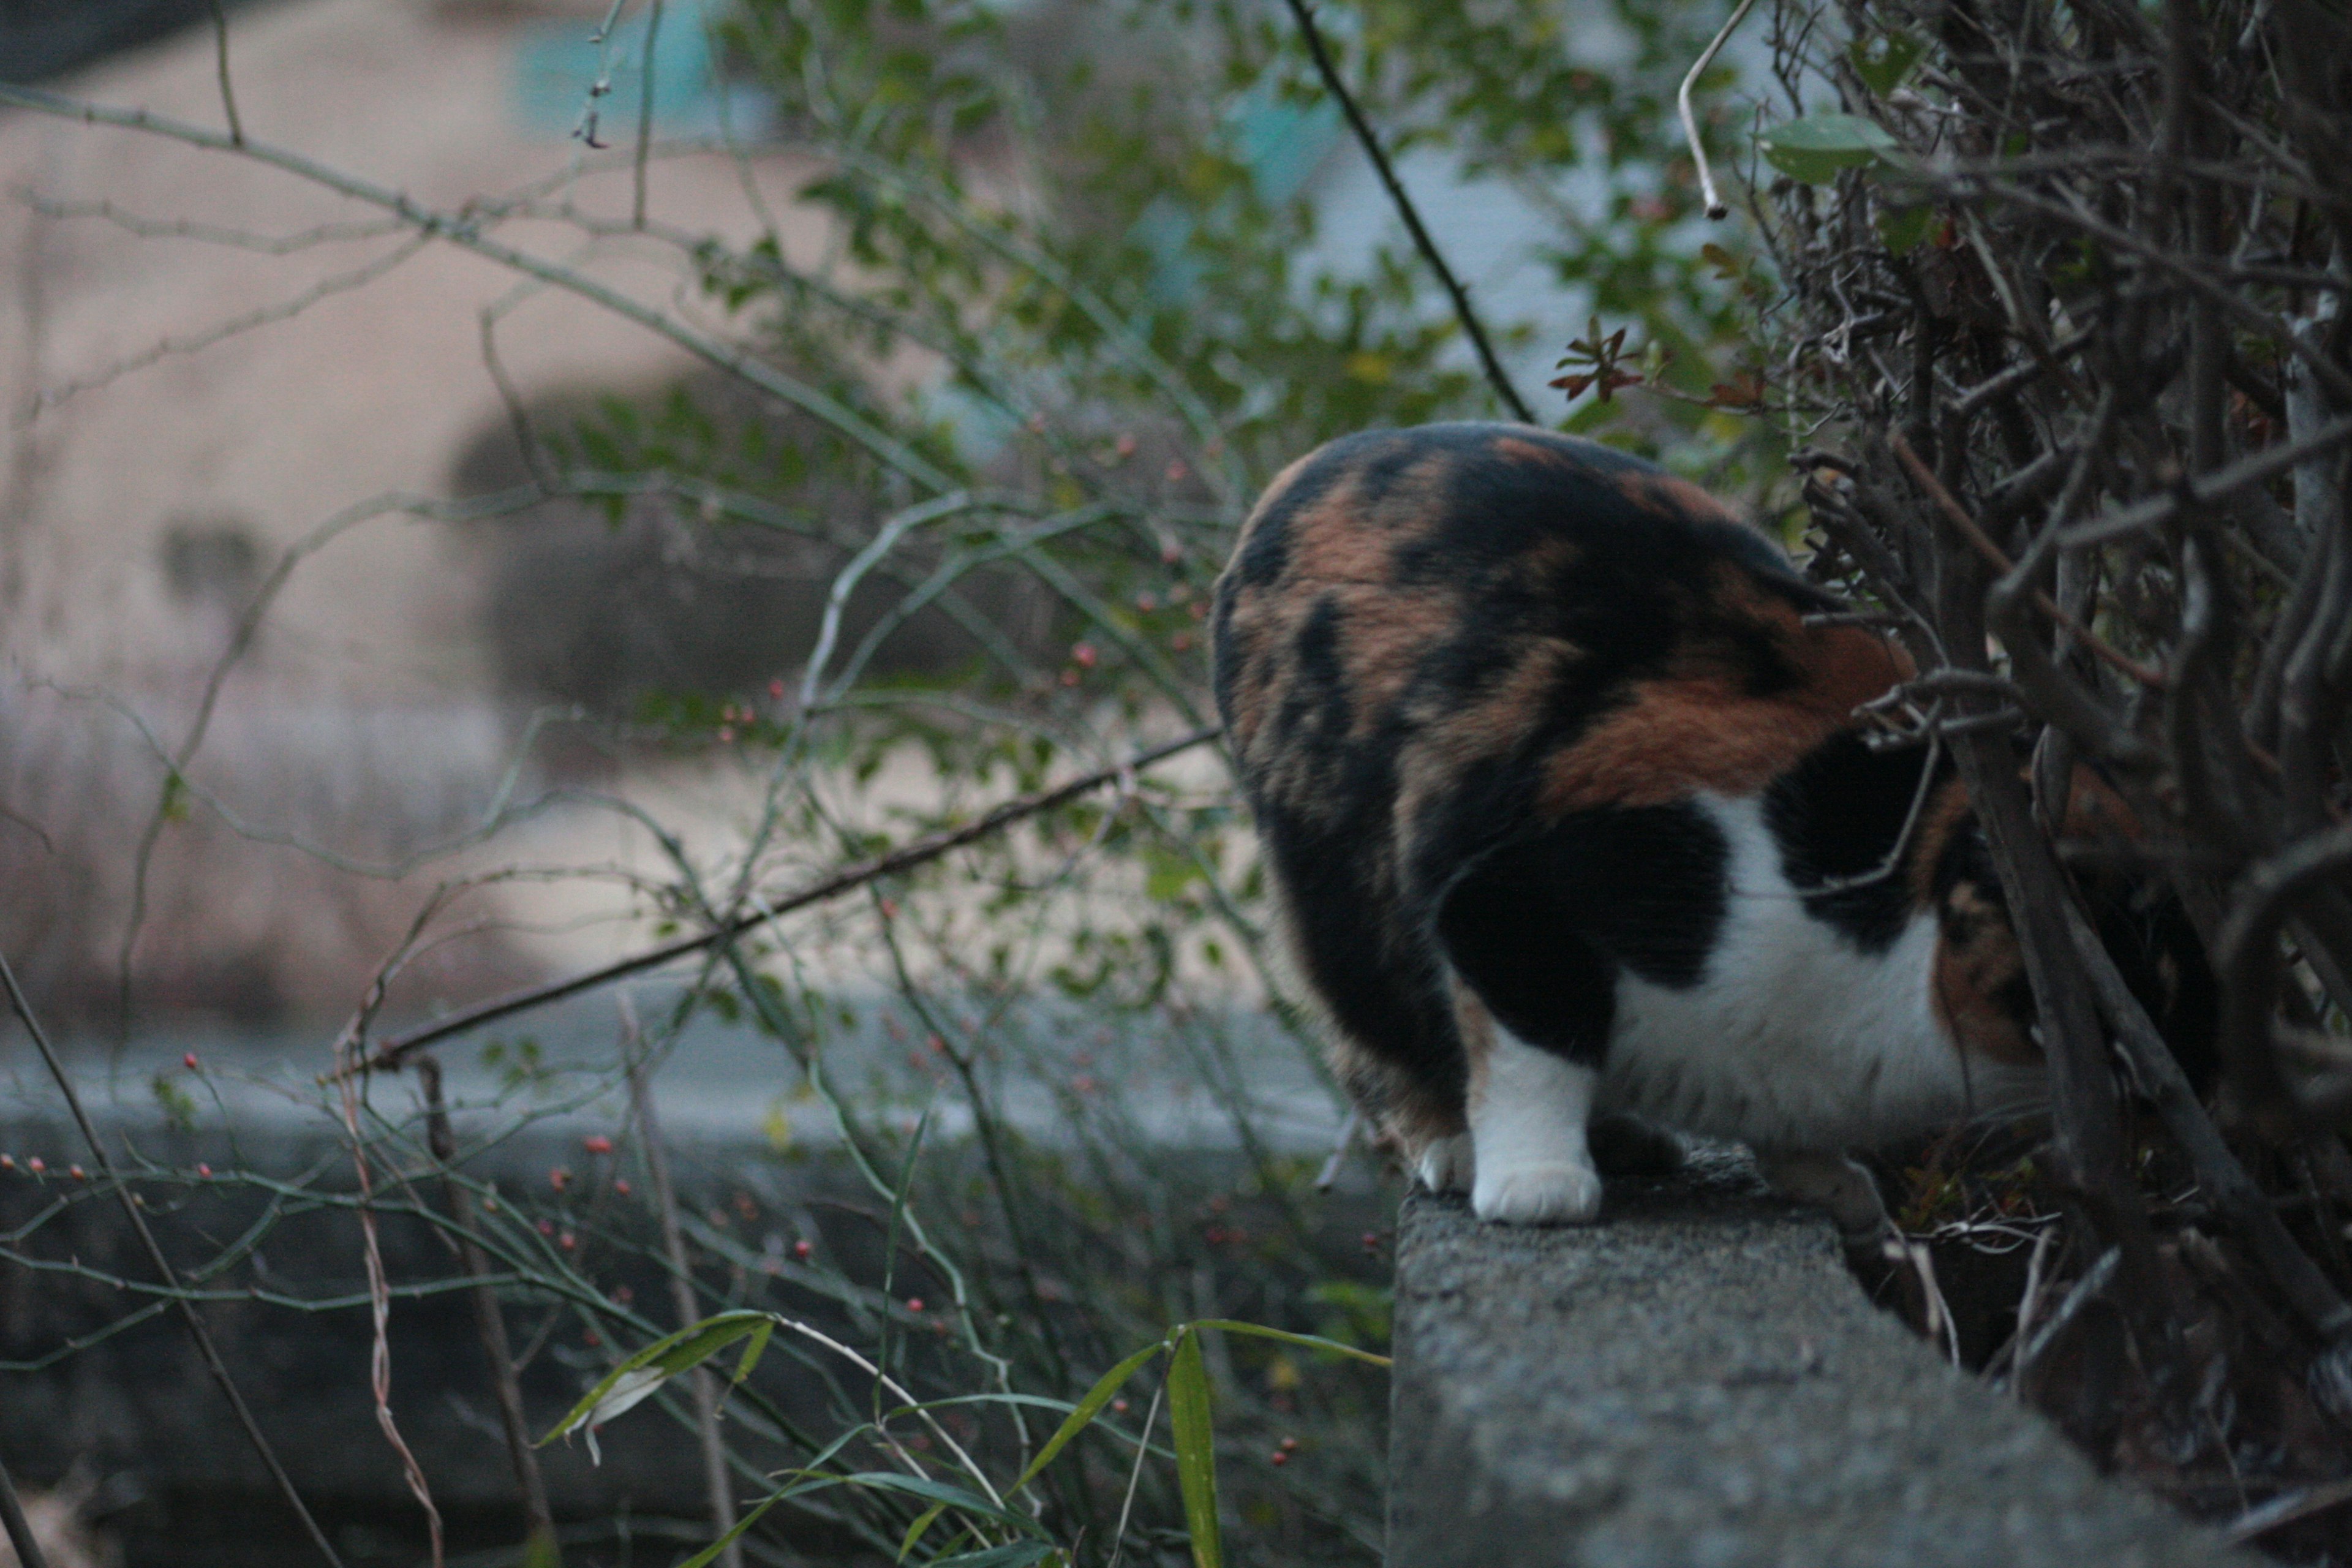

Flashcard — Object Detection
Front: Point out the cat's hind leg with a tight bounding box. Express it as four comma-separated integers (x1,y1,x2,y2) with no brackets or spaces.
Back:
1755,1147,1899,1260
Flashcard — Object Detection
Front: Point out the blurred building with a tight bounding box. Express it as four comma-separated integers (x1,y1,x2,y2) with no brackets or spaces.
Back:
0,0,1574,1023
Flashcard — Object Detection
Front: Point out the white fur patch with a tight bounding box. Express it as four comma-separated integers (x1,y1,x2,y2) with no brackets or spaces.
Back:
1470,1028,1603,1224
1595,793,2043,1150
1414,1132,1475,1193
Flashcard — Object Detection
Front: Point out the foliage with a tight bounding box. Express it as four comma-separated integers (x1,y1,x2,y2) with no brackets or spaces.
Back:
1739,0,2352,1540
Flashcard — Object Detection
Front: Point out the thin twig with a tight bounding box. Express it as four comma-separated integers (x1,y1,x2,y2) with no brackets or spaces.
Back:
1313,1109,1360,1192
0,949,349,1568
334,1035,446,1568
1103,1378,1166,1568
346,726,1221,1077
622,998,741,1568
418,1057,559,1563
0,83,958,495
1680,0,1760,220
2062,899,2352,1338
0,1454,49,1568
206,0,243,146
632,0,665,230
2226,1474,2352,1543
2012,1246,2122,1385
1891,432,2168,688
2058,411,2352,549
1279,0,1534,423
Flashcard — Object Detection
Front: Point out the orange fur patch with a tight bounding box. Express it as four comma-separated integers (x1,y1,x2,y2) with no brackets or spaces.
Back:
1616,470,1744,525
1492,434,1580,471
1931,884,2039,1066
1537,607,1910,815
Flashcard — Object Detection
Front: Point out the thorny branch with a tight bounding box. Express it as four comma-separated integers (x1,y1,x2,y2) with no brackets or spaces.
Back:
1759,0,2352,1506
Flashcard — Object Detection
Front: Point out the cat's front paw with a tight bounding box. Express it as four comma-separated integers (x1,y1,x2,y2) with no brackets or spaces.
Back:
1471,1159,1603,1225
1413,1133,1474,1193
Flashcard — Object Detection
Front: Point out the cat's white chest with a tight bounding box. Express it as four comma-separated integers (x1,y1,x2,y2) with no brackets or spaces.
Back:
1596,794,2041,1148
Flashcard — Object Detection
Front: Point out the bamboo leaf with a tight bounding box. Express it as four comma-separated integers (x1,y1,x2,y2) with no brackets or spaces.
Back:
540,1310,776,1448
677,1494,786,1568
1189,1319,1393,1367
835,1473,1045,1535
1009,1338,1167,1493
1167,1329,1222,1568
899,1502,947,1562
930,1544,1055,1567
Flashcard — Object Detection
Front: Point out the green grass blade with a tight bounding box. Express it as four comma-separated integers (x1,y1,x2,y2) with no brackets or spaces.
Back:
1167,1328,1222,1568
930,1544,1055,1567
676,1492,785,1568
1009,1338,1167,1493
1189,1319,1393,1367
899,1501,948,1562
835,1472,1046,1535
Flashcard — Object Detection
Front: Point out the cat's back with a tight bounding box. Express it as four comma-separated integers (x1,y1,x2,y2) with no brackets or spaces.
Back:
1211,422,1904,862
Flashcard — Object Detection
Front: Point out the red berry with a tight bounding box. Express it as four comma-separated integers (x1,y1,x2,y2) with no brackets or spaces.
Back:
549,1167,572,1191
582,1135,613,1156
183,1052,199,1070
0,1155,14,1171
27,1156,44,1174
906,1297,924,1313
1071,642,1099,668
583,1330,601,1348
1279,1436,1298,1451
537,1218,556,1237
557,1231,577,1251
613,1178,632,1196
793,1239,812,1259
1269,1451,1289,1467
767,677,785,699
68,1165,86,1181
197,1163,213,1178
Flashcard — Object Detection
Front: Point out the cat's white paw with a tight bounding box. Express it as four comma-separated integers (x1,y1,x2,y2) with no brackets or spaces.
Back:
1472,1159,1604,1225
1414,1133,1474,1193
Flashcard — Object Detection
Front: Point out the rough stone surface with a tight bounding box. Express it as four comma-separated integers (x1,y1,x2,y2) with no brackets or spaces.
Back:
1389,1150,2252,1568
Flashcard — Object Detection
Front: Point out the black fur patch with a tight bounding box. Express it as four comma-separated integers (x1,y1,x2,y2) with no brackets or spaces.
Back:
1437,804,1730,1065
1763,733,1943,954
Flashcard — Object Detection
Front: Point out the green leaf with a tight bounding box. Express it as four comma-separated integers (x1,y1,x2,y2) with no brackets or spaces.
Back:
1850,33,1926,97
539,1310,774,1450
734,1317,774,1384
1188,1319,1393,1367
832,1472,1046,1534
1757,114,1899,183
1008,1339,1167,1494
1877,203,1936,255
677,1494,786,1568
1167,1329,1221,1568
900,1502,948,1562
931,1546,1055,1568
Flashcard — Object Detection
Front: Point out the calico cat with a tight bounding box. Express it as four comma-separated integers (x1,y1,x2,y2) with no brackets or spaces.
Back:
1210,422,2206,1231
